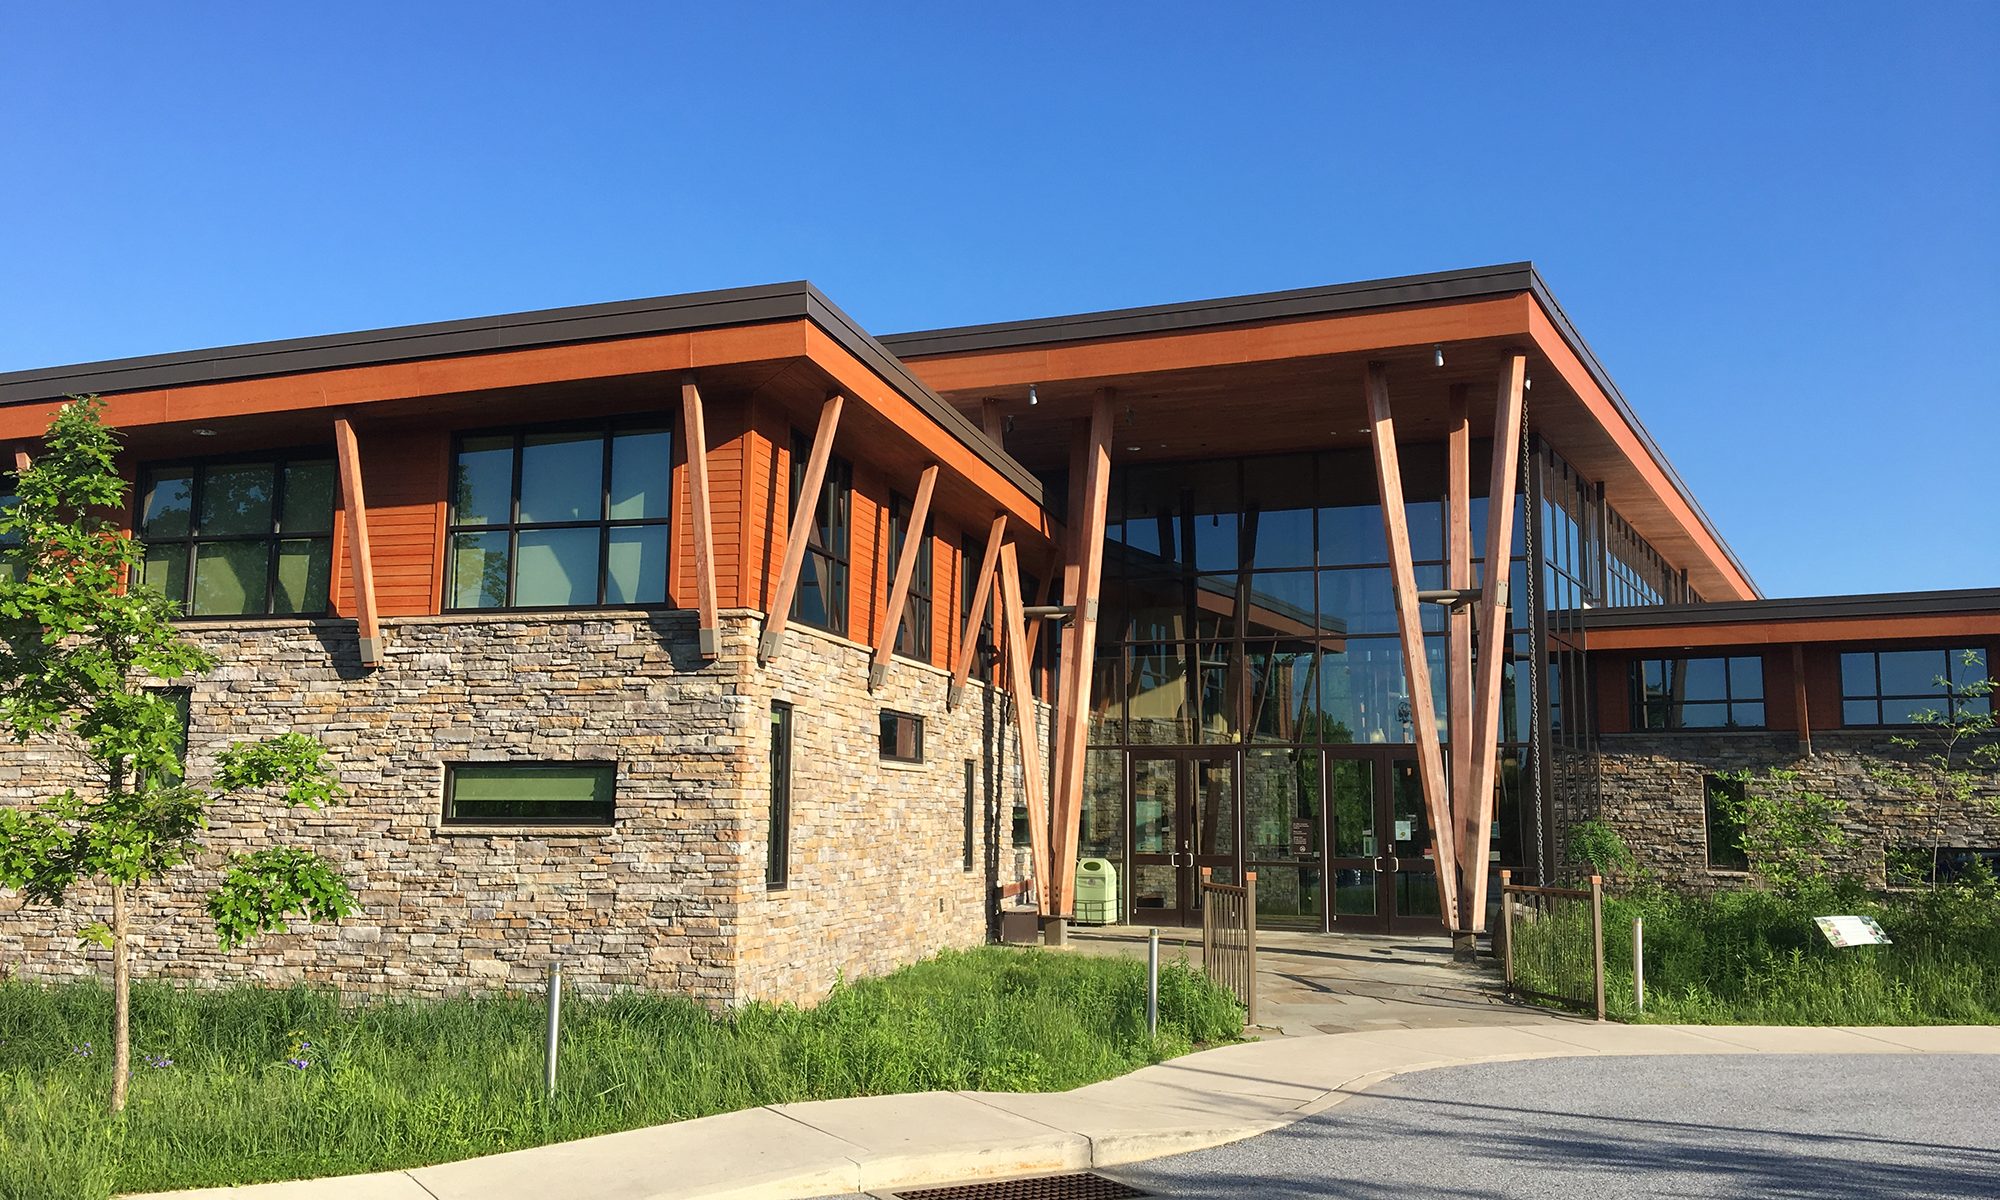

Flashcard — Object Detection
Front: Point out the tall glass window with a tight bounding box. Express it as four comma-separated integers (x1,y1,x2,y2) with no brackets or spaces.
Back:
445,420,672,610
768,702,793,887
889,491,932,660
1841,648,1990,725
137,455,336,616
0,468,21,584
788,431,851,635
1630,656,1765,729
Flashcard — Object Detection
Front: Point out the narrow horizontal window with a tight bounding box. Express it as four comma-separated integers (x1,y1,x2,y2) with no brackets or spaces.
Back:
879,710,923,763
1629,655,1764,730
1839,648,1990,726
444,762,616,826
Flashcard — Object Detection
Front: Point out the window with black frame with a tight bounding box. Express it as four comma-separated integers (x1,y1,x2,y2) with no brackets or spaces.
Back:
445,420,672,610
960,533,994,682
889,491,932,660
136,455,336,616
444,762,616,826
1629,656,1765,729
1704,774,1749,871
788,430,851,635
0,469,20,584
1840,647,1990,726
768,703,792,887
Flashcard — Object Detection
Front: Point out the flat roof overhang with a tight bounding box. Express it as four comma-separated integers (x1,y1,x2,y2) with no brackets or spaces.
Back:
1577,588,2000,651
883,264,1759,602
0,283,1054,545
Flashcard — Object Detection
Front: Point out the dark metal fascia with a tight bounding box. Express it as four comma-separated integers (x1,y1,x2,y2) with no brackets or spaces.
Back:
1578,587,2000,630
878,262,1539,357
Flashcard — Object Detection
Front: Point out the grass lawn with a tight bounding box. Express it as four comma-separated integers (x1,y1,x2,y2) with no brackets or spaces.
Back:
0,946,1242,1200
1513,879,2000,1025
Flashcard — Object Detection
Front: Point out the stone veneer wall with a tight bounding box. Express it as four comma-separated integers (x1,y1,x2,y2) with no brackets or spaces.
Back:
1583,730,2000,888
0,609,1044,1007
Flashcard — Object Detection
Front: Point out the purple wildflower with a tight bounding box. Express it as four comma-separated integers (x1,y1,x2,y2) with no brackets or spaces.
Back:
145,1053,175,1069
72,1042,93,1058
284,1057,311,1071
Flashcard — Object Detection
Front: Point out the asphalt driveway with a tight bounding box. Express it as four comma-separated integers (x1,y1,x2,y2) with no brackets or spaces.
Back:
1111,1053,2000,1199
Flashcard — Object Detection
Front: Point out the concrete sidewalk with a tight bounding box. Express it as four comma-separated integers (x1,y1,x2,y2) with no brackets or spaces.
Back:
131,1024,2000,1200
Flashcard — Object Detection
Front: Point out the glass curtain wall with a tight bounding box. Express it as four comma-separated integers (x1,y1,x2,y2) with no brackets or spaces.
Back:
1078,447,1535,922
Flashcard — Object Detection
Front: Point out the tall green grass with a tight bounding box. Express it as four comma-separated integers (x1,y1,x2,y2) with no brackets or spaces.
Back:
1513,878,2000,1025
0,947,1242,1200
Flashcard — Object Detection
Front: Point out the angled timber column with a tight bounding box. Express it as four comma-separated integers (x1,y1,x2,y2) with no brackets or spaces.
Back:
758,393,844,664
1051,392,1114,916
332,417,382,668
999,540,1054,915
680,373,721,659
870,463,939,690
10,446,28,473
949,514,1007,708
1364,362,1460,926
1446,384,1476,926
1792,643,1813,756
1464,353,1528,930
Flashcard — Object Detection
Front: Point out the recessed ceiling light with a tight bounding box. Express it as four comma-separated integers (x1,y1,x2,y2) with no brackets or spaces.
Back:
1125,445,1142,452
192,428,218,437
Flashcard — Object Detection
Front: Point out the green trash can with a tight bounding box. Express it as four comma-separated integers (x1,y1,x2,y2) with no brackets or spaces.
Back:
1074,857,1119,925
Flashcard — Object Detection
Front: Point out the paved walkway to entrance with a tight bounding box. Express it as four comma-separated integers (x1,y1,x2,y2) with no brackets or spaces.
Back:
131,1025,2000,1200
1065,924,1561,1037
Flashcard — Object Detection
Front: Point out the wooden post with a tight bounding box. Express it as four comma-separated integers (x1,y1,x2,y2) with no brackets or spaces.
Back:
1498,868,1514,988
1445,383,1475,933
1051,392,1114,915
949,514,1007,708
1244,870,1258,1028
1363,362,1459,923
759,393,844,664
9,446,28,474
998,542,1053,915
871,464,939,689
680,374,721,659
980,398,1006,443
1464,354,1528,929
332,418,382,668
1792,643,1813,756
1589,873,1606,1022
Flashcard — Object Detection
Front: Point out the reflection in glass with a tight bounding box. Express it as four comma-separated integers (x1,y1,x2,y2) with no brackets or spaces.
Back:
1244,747,1319,861
141,468,194,537
519,432,603,524
452,436,515,525
449,531,509,609
273,539,331,614
1333,867,1377,915
608,428,671,520
1128,644,1191,745
605,526,669,604
141,544,189,606
515,527,599,606
198,463,274,536
1088,651,1124,744
280,462,336,533
1327,756,1374,857
1194,759,1234,856
1081,749,1126,863
193,541,269,616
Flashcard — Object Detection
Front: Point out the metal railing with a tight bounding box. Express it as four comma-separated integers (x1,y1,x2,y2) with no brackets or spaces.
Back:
1199,867,1258,1026
1499,868,1605,1021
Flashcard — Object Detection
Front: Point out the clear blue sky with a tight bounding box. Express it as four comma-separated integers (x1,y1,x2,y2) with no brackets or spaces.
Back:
3,4,1994,598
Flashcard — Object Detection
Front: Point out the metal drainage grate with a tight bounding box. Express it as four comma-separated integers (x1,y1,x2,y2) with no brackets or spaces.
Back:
889,1172,1150,1200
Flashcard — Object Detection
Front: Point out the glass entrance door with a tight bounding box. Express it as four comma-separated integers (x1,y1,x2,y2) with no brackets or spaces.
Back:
1127,750,1236,926
1323,748,1447,934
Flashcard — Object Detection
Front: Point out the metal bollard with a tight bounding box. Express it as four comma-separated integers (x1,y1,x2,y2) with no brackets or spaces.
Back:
1146,927,1160,1037
545,960,563,1098
1633,916,1645,1014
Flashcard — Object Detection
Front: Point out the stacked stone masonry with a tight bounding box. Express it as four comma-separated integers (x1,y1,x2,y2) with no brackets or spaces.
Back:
0,610,1047,1008
1583,730,2000,889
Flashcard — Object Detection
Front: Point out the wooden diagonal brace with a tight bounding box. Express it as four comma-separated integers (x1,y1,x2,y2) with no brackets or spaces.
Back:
759,393,843,664
333,418,382,668
1050,392,1114,915
998,541,1054,915
870,464,939,690
1365,362,1460,925
1446,385,1478,928
1464,354,1528,928
949,514,1007,708
680,373,721,659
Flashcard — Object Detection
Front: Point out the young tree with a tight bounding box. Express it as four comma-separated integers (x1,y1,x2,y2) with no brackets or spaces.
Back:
0,397,355,1112
1714,767,1853,900
1870,652,1998,887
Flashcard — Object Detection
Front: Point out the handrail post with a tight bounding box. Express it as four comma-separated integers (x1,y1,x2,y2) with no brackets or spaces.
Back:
1633,915,1645,1015
1589,874,1606,1022
1244,871,1258,1028
1499,868,1514,991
